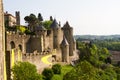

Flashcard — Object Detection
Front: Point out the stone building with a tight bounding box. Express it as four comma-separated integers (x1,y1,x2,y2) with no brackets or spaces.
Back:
60,36,69,62
4,12,77,80
4,12,16,27
5,18,76,62
0,0,6,80
4,11,20,27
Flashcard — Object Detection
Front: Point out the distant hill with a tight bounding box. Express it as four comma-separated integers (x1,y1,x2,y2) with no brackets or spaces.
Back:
74,35,120,41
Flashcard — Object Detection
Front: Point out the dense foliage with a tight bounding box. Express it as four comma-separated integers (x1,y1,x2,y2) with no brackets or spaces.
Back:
52,64,62,74
24,13,52,32
12,62,42,80
76,35,120,51
24,14,39,31
42,68,54,80
93,40,120,51
42,20,52,30
64,60,117,80
63,42,119,80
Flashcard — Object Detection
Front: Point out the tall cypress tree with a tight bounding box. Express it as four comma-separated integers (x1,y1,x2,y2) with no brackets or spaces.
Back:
50,16,53,21
38,13,43,21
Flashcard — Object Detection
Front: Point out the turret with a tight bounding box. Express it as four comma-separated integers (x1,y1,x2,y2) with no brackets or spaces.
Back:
35,25,46,34
50,19,60,29
34,25,47,52
60,36,69,62
15,11,20,25
50,19,62,49
73,37,76,51
62,21,74,56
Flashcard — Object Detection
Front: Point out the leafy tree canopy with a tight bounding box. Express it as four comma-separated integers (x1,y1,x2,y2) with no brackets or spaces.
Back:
42,20,52,30
12,62,43,80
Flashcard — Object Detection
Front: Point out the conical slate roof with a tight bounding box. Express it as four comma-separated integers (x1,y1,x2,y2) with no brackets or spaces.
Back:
50,19,60,29
35,25,46,31
61,36,69,46
63,21,71,28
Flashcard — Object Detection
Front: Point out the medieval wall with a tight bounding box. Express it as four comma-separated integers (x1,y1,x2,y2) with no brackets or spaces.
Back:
0,0,6,80
27,36,42,53
6,31,30,52
22,53,42,72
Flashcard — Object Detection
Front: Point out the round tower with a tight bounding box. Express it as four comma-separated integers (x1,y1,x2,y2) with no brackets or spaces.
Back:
62,21,74,56
35,25,47,52
60,36,69,62
73,37,76,51
50,19,61,49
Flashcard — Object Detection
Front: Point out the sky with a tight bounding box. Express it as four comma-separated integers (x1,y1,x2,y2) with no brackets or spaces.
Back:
3,0,120,35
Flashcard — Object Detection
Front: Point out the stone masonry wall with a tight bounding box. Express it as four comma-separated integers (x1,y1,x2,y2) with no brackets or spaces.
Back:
22,53,46,73
0,0,5,80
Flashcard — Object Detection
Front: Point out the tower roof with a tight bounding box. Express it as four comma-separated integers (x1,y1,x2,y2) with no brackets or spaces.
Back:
35,25,46,31
61,36,69,46
50,19,60,29
63,21,71,28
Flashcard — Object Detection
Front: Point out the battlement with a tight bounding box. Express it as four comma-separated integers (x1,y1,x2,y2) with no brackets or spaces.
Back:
30,35,41,38
6,31,30,38
23,52,40,56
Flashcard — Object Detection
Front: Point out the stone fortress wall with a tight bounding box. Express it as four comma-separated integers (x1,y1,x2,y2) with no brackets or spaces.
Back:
0,0,6,80
3,10,77,80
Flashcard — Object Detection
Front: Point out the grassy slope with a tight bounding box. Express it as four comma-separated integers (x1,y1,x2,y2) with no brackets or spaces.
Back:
51,65,73,80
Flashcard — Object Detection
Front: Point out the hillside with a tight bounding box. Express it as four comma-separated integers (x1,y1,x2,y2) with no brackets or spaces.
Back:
74,35,120,40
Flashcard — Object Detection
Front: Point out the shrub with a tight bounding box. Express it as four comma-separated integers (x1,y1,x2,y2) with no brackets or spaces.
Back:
42,68,54,80
12,62,42,80
117,74,120,80
52,64,62,74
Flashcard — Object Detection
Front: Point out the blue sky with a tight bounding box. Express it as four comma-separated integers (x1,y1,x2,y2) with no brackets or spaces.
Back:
3,0,120,35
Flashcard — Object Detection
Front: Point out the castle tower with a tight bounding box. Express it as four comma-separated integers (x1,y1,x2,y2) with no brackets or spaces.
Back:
60,36,69,62
0,0,6,80
35,25,47,52
73,37,76,51
62,21,74,56
15,11,20,25
50,19,62,49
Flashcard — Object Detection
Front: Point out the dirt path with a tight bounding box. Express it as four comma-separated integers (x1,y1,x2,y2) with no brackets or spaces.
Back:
41,54,52,65
38,54,52,73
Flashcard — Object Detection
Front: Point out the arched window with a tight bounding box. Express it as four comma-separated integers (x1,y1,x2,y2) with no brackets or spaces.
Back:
18,45,22,51
10,41,15,49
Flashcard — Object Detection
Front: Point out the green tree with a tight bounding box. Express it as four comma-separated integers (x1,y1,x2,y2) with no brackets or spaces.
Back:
24,14,38,31
50,16,53,21
16,25,26,33
42,20,52,30
38,13,43,21
52,64,61,74
63,61,117,80
12,62,42,80
63,61,97,80
42,68,54,80
104,67,117,80
113,67,120,80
